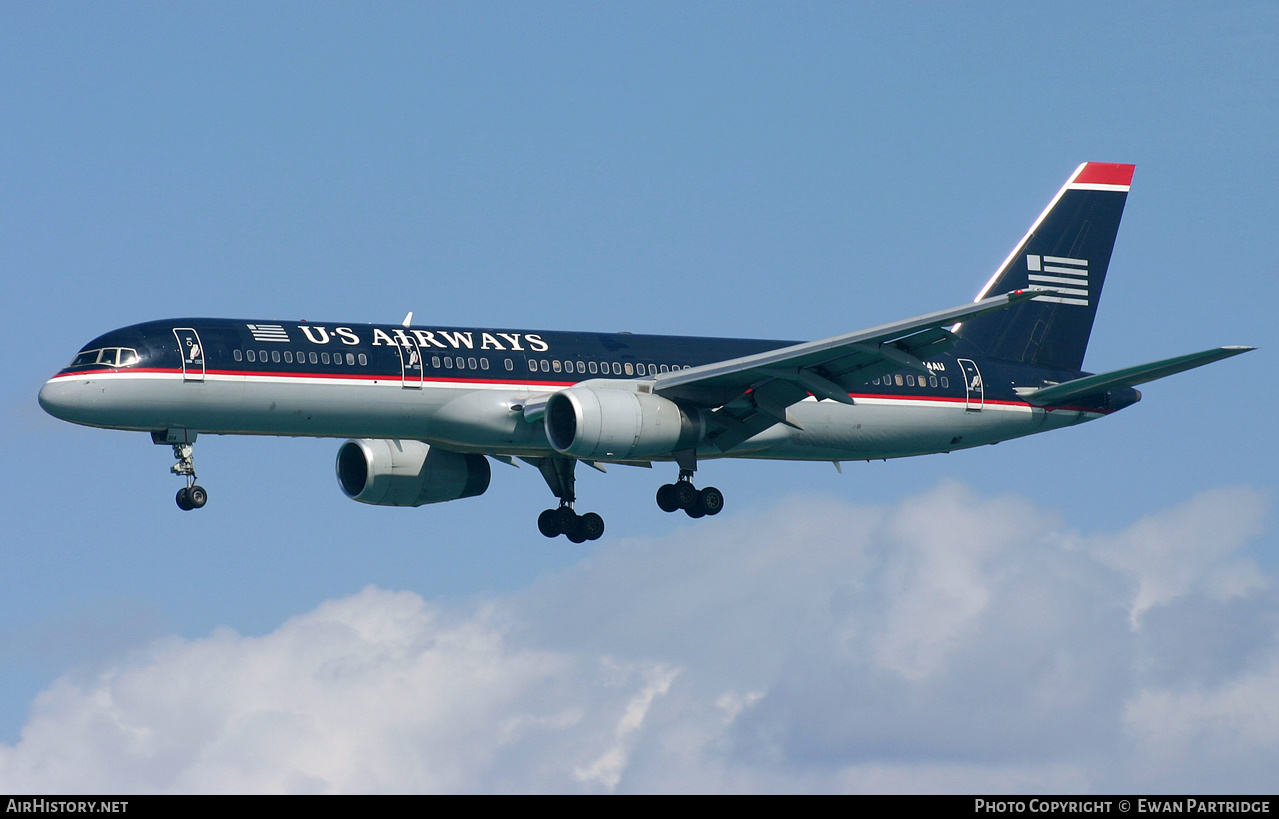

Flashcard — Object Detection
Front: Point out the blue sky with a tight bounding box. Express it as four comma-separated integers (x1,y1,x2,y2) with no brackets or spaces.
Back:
2,2,1276,793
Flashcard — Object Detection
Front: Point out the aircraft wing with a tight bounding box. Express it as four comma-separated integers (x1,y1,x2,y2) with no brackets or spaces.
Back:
652,289,1045,451
1021,346,1255,406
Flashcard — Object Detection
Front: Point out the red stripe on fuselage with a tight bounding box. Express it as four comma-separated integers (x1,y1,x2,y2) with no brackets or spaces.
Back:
48,367,579,387
49,369,1112,414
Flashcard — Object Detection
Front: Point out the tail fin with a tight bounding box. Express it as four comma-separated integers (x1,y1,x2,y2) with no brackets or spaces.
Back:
954,162,1135,372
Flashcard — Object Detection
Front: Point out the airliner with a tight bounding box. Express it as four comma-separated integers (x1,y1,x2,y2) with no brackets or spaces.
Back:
39,163,1252,541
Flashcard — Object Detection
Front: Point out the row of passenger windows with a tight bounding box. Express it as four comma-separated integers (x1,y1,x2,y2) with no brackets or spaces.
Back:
872,374,949,389
528,359,689,376
433,356,490,371
70,348,140,367
229,348,684,378
233,348,369,367
219,348,954,389
431,356,687,376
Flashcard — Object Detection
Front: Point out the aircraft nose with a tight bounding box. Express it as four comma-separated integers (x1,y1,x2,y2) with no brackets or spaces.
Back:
38,377,90,422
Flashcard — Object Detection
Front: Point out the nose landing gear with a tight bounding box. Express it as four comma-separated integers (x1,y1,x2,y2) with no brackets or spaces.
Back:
154,431,208,511
176,482,207,511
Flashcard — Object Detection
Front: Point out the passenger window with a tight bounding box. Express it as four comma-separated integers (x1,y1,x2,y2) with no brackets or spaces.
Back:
309,352,318,364
444,357,452,368
346,353,355,365
552,360,562,373
358,354,367,366
321,352,330,364
540,360,550,372
432,356,441,368
941,377,949,388
624,363,634,375
480,358,489,370
906,375,914,386
895,374,903,386
660,364,669,373
528,360,537,372
272,350,281,363
506,359,515,371
929,376,938,388
613,362,622,375
468,357,478,369
588,361,598,374
247,350,256,362
284,351,292,363
233,350,243,362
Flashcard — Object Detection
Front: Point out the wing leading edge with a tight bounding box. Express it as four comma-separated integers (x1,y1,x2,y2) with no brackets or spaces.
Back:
652,289,1048,451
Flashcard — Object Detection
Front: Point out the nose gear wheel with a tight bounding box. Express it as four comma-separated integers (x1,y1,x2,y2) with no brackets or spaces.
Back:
163,439,209,512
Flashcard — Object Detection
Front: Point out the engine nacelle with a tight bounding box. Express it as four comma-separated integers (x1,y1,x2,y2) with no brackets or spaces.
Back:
544,386,703,460
336,439,491,507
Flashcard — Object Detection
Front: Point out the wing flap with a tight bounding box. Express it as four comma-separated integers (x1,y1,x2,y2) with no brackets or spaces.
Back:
655,290,1044,422
653,290,1049,452
655,289,1041,399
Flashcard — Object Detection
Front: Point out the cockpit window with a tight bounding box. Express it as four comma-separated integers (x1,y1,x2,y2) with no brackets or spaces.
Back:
69,347,140,368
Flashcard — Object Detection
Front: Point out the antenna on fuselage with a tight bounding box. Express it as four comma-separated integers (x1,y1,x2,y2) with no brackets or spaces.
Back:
402,312,413,328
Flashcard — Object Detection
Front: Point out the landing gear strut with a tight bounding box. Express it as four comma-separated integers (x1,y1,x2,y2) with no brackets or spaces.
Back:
154,431,208,511
656,468,724,519
534,457,604,542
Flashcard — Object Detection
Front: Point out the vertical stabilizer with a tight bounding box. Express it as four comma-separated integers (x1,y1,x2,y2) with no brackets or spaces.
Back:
954,162,1134,372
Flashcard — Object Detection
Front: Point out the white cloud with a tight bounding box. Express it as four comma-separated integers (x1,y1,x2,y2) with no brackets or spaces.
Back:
1074,486,1270,626
0,482,1275,793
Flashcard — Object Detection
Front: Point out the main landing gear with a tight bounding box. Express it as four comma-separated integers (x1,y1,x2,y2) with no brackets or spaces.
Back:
154,431,208,511
528,455,721,541
537,505,605,543
656,469,724,519
534,457,605,542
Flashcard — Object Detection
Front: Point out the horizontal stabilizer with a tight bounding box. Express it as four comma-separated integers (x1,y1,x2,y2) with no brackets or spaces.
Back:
1024,346,1255,405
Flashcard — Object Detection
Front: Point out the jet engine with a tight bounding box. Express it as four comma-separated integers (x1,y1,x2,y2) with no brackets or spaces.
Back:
336,439,491,507
544,387,703,460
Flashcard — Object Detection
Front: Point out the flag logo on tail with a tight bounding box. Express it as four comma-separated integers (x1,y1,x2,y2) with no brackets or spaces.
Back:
1026,255,1089,306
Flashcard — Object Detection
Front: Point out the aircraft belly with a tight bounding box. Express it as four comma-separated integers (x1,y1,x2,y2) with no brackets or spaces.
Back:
426,387,550,451
230,378,456,437
729,398,1067,461
39,374,246,433
47,374,463,439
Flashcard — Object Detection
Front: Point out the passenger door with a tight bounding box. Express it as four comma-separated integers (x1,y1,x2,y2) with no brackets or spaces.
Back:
397,337,423,389
958,358,983,411
172,328,205,382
